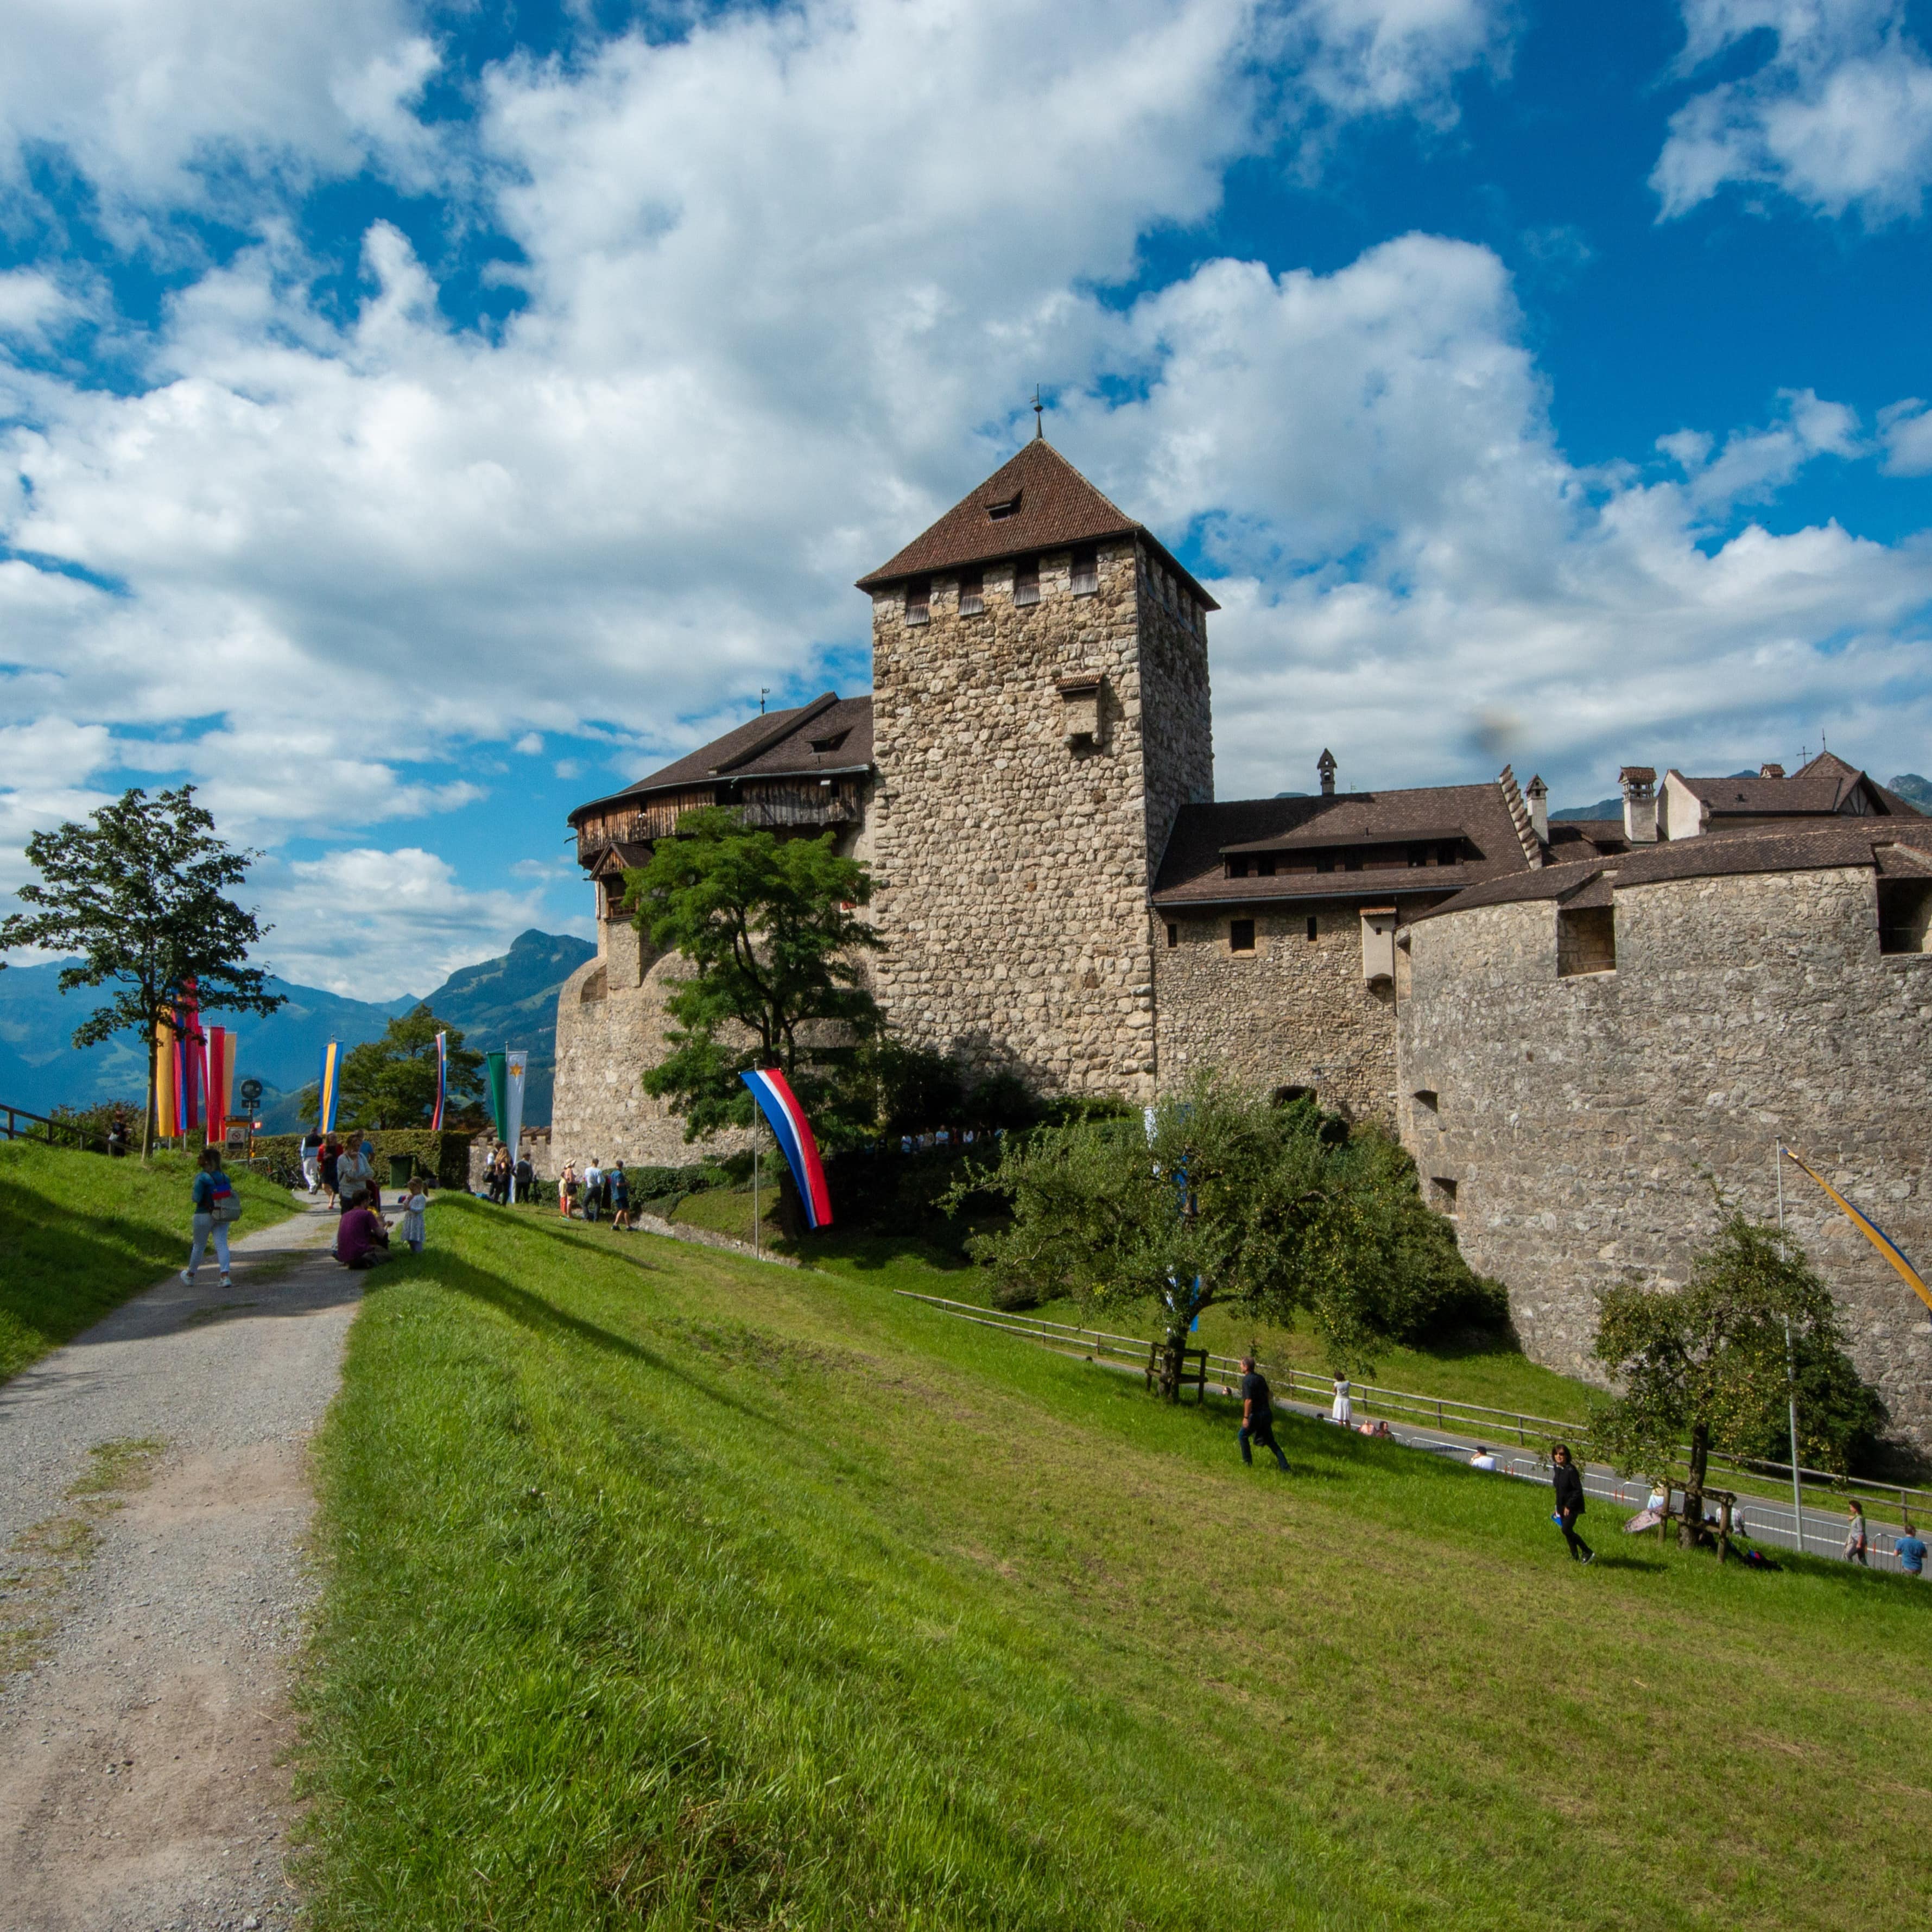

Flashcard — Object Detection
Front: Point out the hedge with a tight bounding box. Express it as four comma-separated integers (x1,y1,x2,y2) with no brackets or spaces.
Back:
250,1130,474,1191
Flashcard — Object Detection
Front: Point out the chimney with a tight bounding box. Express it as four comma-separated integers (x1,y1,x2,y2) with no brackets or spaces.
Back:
1317,748,1337,797
1526,774,1548,844
1759,762,1785,779
1620,766,1658,844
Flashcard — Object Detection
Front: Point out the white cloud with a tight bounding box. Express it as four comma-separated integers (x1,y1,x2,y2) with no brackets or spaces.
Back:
257,846,549,998
1657,387,1860,512
1655,1,1932,222
1880,398,1932,474
512,732,544,755
0,718,119,907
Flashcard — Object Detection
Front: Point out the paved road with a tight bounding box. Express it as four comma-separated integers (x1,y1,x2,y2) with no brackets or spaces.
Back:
0,1195,360,1932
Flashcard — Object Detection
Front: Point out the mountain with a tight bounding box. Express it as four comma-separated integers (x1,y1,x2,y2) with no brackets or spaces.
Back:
1549,797,1621,822
1887,774,1932,811
0,928,593,1130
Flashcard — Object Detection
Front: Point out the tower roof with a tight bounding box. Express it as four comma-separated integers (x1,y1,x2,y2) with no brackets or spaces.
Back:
856,438,1217,607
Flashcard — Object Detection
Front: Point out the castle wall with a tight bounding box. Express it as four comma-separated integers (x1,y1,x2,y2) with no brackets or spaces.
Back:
1153,902,1398,1124
867,541,1211,1098
548,898,752,1172
1398,867,1932,1451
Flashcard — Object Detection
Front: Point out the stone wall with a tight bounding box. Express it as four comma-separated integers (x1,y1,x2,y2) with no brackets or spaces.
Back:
1398,865,1932,1452
548,899,753,1174
1153,901,1398,1123
867,539,1212,1099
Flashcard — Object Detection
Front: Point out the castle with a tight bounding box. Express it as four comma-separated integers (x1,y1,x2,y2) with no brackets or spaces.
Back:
555,436,1932,1449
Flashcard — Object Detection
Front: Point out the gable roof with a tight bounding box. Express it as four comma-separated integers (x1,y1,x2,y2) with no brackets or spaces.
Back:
856,438,1218,607
1667,753,1920,827
567,695,875,827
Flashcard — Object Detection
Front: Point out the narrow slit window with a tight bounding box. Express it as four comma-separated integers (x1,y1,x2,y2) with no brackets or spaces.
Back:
1014,558,1041,606
958,569,984,616
1431,1176,1459,1212
1413,1089,1439,1113
905,578,930,625
1306,915,1317,942
1165,922,1179,949
1230,919,1256,953
1071,546,1098,594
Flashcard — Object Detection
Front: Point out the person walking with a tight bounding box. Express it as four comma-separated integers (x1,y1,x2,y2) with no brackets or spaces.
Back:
1330,1376,1352,1427
1845,1499,1869,1566
514,1152,534,1203
300,1128,324,1193
1550,1442,1594,1563
1236,1355,1289,1472
1892,1519,1926,1578
608,1160,631,1232
321,1134,343,1207
336,1131,374,1209
181,1145,237,1290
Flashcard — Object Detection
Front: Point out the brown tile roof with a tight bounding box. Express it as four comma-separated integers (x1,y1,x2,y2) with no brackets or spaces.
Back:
1412,819,1932,920
567,694,875,826
1671,753,1920,822
1152,780,1535,910
856,438,1218,607
1544,820,1628,860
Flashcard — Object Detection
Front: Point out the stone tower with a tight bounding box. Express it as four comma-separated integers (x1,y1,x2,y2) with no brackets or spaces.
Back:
857,437,1215,1099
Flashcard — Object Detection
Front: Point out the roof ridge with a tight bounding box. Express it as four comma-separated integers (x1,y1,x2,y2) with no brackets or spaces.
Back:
1497,766,1544,870
710,692,840,774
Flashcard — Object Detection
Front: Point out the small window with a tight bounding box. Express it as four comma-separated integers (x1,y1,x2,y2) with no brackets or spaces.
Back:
1230,919,1256,953
1316,856,1335,875
1431,1176,1459,1212
1306,916,1317,942
988,494,1021,521
1557,905,1617,977
1165,922,1179,949
1071,546,1098,595
1879,880,1932,954
1228,856,1250,879
1257,856,1276,877
1014,558,1040,606
958,569,984,616
809,730,850,753
1413,1089,1439,1113
1407,845,1428,868
1344,857,1362,873
905,578,930,625
1438,841,1459,866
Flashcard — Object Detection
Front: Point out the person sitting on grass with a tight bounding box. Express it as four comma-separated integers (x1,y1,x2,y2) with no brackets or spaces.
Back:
1469,1445,1499,1470
1892,1520,1925,1578
334,1197,391,1270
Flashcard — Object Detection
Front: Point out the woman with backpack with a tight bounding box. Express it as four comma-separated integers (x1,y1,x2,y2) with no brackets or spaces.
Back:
182,1144,240,1289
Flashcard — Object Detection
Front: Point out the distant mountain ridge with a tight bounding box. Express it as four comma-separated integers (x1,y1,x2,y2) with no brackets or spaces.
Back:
0,928,593,1129
1554,771,1932,822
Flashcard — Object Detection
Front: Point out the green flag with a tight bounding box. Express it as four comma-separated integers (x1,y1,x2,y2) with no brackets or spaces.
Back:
485,1050,509,1141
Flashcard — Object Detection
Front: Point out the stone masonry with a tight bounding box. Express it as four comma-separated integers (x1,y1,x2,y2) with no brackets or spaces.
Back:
1398,865,1932,1449
866,539,1211,1098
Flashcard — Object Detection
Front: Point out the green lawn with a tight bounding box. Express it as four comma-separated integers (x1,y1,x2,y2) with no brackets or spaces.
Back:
0,1141,299,1383
298,1198,1931,1930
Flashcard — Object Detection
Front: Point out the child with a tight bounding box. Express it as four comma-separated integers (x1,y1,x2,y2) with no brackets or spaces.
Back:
400,1177,429,1255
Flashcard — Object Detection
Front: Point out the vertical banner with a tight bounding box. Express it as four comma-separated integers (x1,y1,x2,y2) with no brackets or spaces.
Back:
484,1050,509,1143
204,1028,230,1145
155,1017,177,1142
430,1030,448,1130
316,1041,341,1133
738,1069,833,1230
504,1050,528,1196
177,979,204,1135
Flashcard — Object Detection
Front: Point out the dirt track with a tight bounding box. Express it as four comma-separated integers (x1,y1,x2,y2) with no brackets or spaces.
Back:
0,1196,357,1932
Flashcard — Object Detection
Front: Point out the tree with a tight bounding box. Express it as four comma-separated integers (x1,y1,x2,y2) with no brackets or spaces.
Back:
299,1004,485,1130
0,786,283,1158
625,808,886,1148
1590,1209,1886,1549
955,1073,1499,1398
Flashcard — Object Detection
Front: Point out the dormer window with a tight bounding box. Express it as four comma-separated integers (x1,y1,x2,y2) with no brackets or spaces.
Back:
905,578,930,625
1014,557,1040,607
959,568,984,616
988,494,1021,521
1071,546,1098,595
810,730,850,753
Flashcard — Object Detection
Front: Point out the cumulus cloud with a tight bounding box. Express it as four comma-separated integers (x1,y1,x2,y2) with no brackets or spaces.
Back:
1654,1,1932,222
256,846,556,998
1656,387,1861,512
1880,398,1932,474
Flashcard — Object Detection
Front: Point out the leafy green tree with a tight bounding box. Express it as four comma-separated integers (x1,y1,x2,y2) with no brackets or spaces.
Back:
625,808,885,1145
0,786,283,1158
955,1073,1496,1397
299,1004,485,1130
1590,1210,1885,1548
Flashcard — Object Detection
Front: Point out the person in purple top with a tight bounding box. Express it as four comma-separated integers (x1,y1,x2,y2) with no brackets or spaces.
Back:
333,1200,390,1270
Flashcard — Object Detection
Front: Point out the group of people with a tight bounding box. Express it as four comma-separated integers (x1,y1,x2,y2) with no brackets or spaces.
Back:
555,1158,633,1230
299,1128,377,1209
478,1145,536,1205
291,1127,432,1271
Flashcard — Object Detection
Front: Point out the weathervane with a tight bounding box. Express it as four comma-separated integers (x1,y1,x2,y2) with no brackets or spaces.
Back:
1032,385,1044,440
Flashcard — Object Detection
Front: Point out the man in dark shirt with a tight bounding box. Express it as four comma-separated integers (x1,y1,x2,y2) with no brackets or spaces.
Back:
1237,1355,1289,1472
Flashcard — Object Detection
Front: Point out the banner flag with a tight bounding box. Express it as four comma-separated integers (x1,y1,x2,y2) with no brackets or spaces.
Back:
504,1050,528,1198
176,979,203,1133
155,1017,176,1139
739,1068,833,1230
485,1050,509,1143
316,1041,342,1134
430,1031,448,1131
1783,1145,1932,1320
204,1028,231,1144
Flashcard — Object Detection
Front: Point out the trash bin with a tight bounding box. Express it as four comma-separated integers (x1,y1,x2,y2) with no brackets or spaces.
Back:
389,1152,414,1190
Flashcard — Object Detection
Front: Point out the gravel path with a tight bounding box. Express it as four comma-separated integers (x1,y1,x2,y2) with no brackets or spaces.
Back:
0,1194,362,1932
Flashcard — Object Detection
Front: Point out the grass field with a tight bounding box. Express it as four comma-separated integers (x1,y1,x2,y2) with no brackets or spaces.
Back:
299,1197,1931,1929
0,1141,298,1383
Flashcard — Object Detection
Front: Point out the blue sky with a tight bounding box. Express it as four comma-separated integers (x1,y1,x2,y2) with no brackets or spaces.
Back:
4,0,1932,993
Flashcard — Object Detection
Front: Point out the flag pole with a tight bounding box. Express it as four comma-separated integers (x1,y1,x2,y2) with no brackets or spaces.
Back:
1776,1144,1804,1552
753,1125,761,1258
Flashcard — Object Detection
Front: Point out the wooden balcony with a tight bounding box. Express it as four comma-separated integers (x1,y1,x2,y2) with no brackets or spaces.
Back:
575,778,865,868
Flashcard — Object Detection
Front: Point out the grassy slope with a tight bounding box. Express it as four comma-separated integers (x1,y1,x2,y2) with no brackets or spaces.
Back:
0,1141,297,1383
301,1199,1930,1930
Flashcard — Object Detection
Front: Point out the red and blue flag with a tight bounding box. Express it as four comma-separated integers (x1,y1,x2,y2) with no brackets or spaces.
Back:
739,1068,833,1230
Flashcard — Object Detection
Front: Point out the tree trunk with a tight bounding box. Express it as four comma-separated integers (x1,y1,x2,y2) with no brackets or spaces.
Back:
141,1025,157,1164
1161,1322,1190,1402
1678,1420,1711,1551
